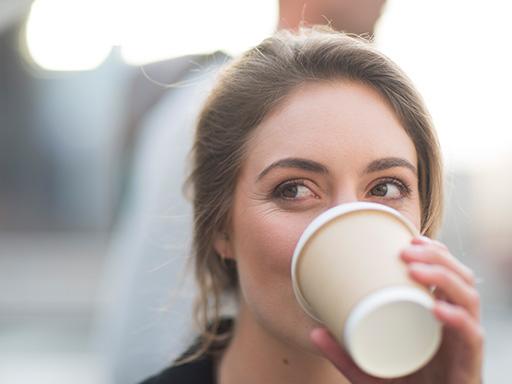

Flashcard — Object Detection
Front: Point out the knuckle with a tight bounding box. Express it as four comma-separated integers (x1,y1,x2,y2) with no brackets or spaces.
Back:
450,306,467,326
465,268,477,285
438,248,453,262
467,288,481,307
472,326,486,348
432,266,450,284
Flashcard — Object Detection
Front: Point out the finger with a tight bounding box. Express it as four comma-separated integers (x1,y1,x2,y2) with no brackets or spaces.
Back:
310,327,384,383
402,241,476,286
408,263,481,321
433,301,485,352
412,235,449,251
406,238,476,285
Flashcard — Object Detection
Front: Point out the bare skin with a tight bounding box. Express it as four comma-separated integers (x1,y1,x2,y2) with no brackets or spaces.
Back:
278,0,387,35
214,81,483,384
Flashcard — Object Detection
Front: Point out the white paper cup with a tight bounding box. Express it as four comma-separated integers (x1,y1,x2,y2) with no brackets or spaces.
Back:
291,202,442,378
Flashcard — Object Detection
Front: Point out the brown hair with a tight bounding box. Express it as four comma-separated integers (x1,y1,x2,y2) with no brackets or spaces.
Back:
181,25,444,363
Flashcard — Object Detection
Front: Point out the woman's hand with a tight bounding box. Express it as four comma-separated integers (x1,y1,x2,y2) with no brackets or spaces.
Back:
310,236,484,384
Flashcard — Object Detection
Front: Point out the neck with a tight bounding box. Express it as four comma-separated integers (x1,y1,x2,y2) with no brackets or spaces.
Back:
216,302,350,384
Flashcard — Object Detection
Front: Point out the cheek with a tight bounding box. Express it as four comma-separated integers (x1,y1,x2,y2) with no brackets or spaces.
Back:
233,209,308,281
231,206,324,350
231,207,316,336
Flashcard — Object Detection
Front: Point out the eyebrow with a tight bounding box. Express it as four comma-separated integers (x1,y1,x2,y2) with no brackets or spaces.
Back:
256,156,417,181
362,157,417,176
257,158,328,181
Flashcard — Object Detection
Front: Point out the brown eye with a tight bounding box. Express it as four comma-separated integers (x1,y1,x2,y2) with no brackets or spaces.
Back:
273,180,316,201
372,183,389,197
281,184,299,198
370,179,409,200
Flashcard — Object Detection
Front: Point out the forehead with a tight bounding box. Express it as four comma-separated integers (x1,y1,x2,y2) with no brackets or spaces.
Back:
243,81,417,176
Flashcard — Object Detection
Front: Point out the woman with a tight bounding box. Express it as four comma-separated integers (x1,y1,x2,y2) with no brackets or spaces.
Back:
141,26,484,383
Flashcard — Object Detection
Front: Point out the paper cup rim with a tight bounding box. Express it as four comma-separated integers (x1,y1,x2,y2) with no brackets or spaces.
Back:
343,285,441,377
291,202,420,322
344,285,436,346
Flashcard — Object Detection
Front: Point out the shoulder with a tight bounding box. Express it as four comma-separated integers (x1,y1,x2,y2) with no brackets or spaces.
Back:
139,356,213,384
138,317,234,384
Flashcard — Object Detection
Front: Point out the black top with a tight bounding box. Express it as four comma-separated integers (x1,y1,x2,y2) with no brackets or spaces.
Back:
139,318,234,384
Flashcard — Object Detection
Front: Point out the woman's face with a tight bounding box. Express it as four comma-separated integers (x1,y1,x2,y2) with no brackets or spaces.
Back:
218,81,422,353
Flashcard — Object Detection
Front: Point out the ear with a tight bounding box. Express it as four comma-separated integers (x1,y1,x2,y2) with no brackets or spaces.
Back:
213,230,235,260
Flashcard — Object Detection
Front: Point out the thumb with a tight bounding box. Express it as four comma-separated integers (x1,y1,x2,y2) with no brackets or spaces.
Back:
310,327,386,384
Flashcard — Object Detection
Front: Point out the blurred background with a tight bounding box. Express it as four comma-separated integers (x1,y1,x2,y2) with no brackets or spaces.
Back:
0,0,511,383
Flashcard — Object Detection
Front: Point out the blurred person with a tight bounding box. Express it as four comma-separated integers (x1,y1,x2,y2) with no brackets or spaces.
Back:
140,26,483,384
95,1,387,383
279,0,385,34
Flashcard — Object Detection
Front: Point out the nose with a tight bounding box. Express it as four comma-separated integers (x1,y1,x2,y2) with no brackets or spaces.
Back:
331,186,360,208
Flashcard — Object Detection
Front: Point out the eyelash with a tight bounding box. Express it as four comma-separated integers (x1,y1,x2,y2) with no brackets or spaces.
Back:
271,177,412,201
271,179,314,200
374,177,412,200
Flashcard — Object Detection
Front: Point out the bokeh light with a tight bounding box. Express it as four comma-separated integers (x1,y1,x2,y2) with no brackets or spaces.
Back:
376,0,512,170
25,0,278,69
118,0,278,65
25,0,112,71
